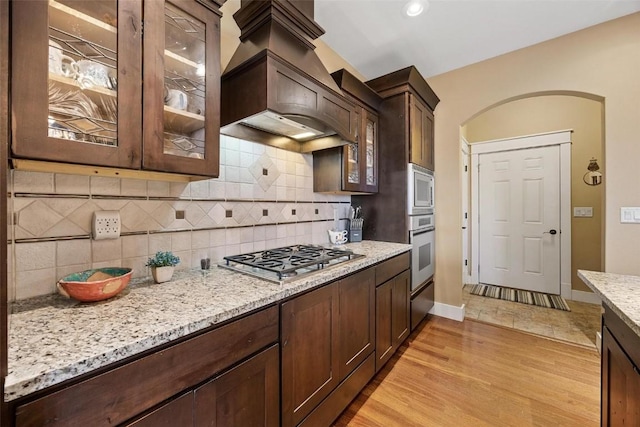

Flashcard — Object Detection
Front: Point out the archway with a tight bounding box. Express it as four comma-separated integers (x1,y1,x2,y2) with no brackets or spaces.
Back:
461,92,604,302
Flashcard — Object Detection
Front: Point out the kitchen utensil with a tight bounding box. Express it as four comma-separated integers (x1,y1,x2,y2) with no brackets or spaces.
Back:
76,60,113,89
57,267,132,302
328,229,348,245
165,88,188,110
48,40,79,78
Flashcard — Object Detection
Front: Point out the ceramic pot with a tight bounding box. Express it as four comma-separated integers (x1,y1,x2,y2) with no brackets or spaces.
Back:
152,266,175,283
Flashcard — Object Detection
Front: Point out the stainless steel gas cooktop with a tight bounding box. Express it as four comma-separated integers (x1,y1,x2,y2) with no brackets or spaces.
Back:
219,244,364,284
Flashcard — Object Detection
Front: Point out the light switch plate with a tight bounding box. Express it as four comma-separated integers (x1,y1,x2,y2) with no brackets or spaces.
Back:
573,207,593,217
620,207,640,224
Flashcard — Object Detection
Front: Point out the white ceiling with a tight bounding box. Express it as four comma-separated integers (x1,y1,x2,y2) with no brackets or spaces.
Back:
314,0,640,80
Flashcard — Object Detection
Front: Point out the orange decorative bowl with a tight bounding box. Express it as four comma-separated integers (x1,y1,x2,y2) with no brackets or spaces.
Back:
57,267,133,302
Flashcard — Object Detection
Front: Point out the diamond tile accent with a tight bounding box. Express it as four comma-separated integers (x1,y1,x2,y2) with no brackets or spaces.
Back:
250,153,280,191
208,204,226,225
17,200,64,237
120,202,150,233
185,204,206,227
68,200,101,233
151,202,177,228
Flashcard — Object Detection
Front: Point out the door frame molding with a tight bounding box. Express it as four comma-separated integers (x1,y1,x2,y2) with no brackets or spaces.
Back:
461,137,472,286
469,130,572,298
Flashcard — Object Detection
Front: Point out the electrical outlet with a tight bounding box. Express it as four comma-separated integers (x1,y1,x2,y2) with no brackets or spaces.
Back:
92,211,121,240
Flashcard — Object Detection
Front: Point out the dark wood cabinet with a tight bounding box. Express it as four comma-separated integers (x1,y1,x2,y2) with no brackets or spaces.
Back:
14,307,279,426
409,94,434,171
338,268,375,381
194,344,280,427
281,282,340,427
376,269,410,372
353,66,439,243
602,307,640,427
313,69,382,194
126,344,279,427
281,267,376,427
9,253,410,427
11,0,221,178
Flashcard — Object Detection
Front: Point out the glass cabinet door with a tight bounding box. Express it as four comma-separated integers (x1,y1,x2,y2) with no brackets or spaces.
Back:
48,0,120,145
364,112,378,191
342,108,361,192
346,142,360,186
12,0,142,168
143,0,220,177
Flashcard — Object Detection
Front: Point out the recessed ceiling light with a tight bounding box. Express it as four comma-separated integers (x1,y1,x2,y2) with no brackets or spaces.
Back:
404,0,425,17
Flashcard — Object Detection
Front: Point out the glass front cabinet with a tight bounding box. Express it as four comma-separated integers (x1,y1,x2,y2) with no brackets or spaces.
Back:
343,107,378,193
11,0,221,177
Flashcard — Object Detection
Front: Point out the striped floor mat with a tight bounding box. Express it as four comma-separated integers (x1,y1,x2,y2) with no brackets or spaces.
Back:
468,284,571,311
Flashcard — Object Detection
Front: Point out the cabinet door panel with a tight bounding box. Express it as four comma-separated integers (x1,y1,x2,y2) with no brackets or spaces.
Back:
194,344,279,427
338,268,375,380
142,0,219,177
392,270,410,345
375,280,393,372
409,94,426,168
281,283,340,427
124,392,194,427
342,108,361,192
602,327,640,427
424,108,434,171
12,0,142,168
363,110,378,192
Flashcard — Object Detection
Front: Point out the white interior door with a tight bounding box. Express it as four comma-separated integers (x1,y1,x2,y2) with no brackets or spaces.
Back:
478,145,560,294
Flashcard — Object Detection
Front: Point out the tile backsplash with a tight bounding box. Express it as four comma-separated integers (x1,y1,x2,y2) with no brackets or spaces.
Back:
7,135,350,301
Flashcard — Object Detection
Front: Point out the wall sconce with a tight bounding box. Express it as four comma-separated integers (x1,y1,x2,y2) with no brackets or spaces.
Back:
583,158,603,186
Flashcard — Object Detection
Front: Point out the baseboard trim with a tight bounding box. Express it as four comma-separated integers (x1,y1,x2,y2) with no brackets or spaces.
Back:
429,302,466,322
570,289,601,305
561,282,572,299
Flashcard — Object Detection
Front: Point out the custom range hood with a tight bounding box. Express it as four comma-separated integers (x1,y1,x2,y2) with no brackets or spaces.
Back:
220,0,358,152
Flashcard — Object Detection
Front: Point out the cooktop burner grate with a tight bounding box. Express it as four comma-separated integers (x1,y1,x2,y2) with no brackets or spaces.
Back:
220,244,364,283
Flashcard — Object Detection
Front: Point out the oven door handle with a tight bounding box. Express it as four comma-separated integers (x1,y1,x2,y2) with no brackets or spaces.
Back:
411,227,434,237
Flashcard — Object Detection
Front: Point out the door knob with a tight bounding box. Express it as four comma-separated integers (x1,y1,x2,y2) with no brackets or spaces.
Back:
543,229,558,235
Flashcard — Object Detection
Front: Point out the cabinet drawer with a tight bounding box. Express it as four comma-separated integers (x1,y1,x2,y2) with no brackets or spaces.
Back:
15,306,279,426
375,252,410,286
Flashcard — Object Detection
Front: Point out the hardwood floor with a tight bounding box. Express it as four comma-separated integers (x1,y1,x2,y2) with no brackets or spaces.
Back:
334,316,600,427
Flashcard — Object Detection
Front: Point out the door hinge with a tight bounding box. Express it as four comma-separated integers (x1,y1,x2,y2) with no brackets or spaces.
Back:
464,259,468,266
465,165,468,172
464,212,468,219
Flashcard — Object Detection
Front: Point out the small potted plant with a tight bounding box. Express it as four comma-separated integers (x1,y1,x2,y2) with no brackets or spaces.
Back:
146,251,180,283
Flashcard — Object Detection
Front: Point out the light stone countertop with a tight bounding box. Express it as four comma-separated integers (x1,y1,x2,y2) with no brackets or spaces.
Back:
5,241,411,401
578,270,640,338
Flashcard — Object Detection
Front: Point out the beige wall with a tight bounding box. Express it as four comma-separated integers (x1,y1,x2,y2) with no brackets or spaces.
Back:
428,12,640,307
465,95,604,293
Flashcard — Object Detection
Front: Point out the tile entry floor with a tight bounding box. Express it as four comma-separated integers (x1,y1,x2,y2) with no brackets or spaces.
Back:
463,285,602,347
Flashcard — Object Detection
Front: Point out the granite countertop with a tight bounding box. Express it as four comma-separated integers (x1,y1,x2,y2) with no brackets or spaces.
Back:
578,270,640,338
5,241,411,401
